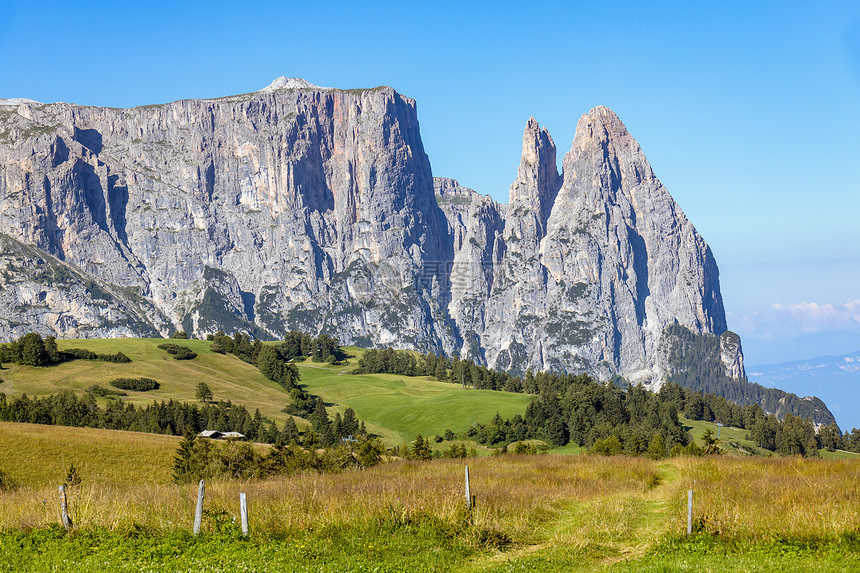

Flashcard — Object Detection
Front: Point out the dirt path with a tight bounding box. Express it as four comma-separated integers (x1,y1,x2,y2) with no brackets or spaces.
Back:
460,461,682,572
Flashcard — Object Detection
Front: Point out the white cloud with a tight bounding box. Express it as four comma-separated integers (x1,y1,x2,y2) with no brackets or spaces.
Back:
771,300,860,331
728,300,860,339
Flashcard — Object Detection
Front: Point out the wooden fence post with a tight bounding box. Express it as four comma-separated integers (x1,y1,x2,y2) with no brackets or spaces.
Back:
58,485,72,531
687,489,693,535
193,479,205,535
240,492,249,537
464,466,471,510
464,466,476,524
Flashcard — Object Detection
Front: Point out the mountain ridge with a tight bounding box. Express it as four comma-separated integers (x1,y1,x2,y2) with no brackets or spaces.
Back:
749,350,860,430
0,78,741,389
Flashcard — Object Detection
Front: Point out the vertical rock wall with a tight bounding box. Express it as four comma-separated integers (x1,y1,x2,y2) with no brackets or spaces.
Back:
0,83,743,385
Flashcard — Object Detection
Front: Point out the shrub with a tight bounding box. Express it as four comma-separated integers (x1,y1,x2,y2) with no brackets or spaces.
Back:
63,349,131,363
64,348,98,360
99,352,131,363
87,384,128,397
110,378,160,391
590,435,624,456
157,343,197,360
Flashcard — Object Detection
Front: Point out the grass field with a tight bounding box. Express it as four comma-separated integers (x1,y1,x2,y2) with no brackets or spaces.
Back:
0,340,534,447
0,421,857,572
2,339,859,570
0,338,295,425
295,351,533,446
3,338,856,460
0,421,179,487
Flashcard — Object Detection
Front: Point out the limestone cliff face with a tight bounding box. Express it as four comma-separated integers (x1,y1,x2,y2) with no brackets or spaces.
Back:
442,108,739,386
0,82,743,385
541,107,729,384
0,80,454,351
434,178,505,361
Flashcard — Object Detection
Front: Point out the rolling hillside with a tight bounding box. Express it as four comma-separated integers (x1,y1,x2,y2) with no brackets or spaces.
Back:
0,338,295,425
295,353,534,444
0,338,532,446
0,420,179,486
2,337,855,459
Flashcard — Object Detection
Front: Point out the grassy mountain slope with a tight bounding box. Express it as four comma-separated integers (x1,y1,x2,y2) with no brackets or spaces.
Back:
1,338,295,425
0,421,179,486
2,338,854,458
0,339,532,446
0,421,857,572
296,350,533,444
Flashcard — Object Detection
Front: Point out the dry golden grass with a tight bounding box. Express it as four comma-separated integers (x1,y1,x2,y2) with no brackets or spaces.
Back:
667,456,860,540
0,421,179,487
0,454,658,537
1,421,857,552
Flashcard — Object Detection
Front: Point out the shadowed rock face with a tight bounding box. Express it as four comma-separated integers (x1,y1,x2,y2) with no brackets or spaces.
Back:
0,82,742,386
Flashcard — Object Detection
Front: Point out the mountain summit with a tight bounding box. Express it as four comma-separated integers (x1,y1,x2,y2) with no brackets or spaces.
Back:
258,77,332,92
0,79,742,387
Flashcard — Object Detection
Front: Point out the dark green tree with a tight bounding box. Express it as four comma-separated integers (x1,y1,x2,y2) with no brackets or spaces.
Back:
409,434,433,461
700,429,722,455
20,333,48,366
195,382,213,403
357,436,385,467
646,433,666,459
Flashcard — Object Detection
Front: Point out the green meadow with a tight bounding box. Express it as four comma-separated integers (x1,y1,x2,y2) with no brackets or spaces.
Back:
0,339,532,447
295,350,533,445
0,421,857,572
1,338,294,425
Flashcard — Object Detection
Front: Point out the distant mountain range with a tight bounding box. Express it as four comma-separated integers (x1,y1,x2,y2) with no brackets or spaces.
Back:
748,351,860,431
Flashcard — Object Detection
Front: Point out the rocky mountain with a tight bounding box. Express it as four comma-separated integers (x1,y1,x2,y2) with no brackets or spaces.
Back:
437,110,737,386
0,78,743,389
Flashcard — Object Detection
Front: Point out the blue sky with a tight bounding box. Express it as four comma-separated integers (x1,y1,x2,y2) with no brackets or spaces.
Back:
2,0,859,366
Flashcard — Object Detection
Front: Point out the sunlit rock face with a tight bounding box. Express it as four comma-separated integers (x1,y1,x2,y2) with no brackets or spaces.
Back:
443,107,735,386
0,81,742,385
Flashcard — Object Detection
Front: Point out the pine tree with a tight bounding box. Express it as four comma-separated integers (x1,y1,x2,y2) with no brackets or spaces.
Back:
310,397,332,443
195,382,213,403
646,433,666,459
173,429,199,483
44,336,61,363
409,434,433,461
700,428,722,455
282,417,300,443
357,437,384,467
20,333,47,366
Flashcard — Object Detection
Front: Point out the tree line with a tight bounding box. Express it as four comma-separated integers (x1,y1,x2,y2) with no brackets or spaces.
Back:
353,347,860,456
0,333,131,366
0,391,287,442
209,331,344,367
172,429,386,483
